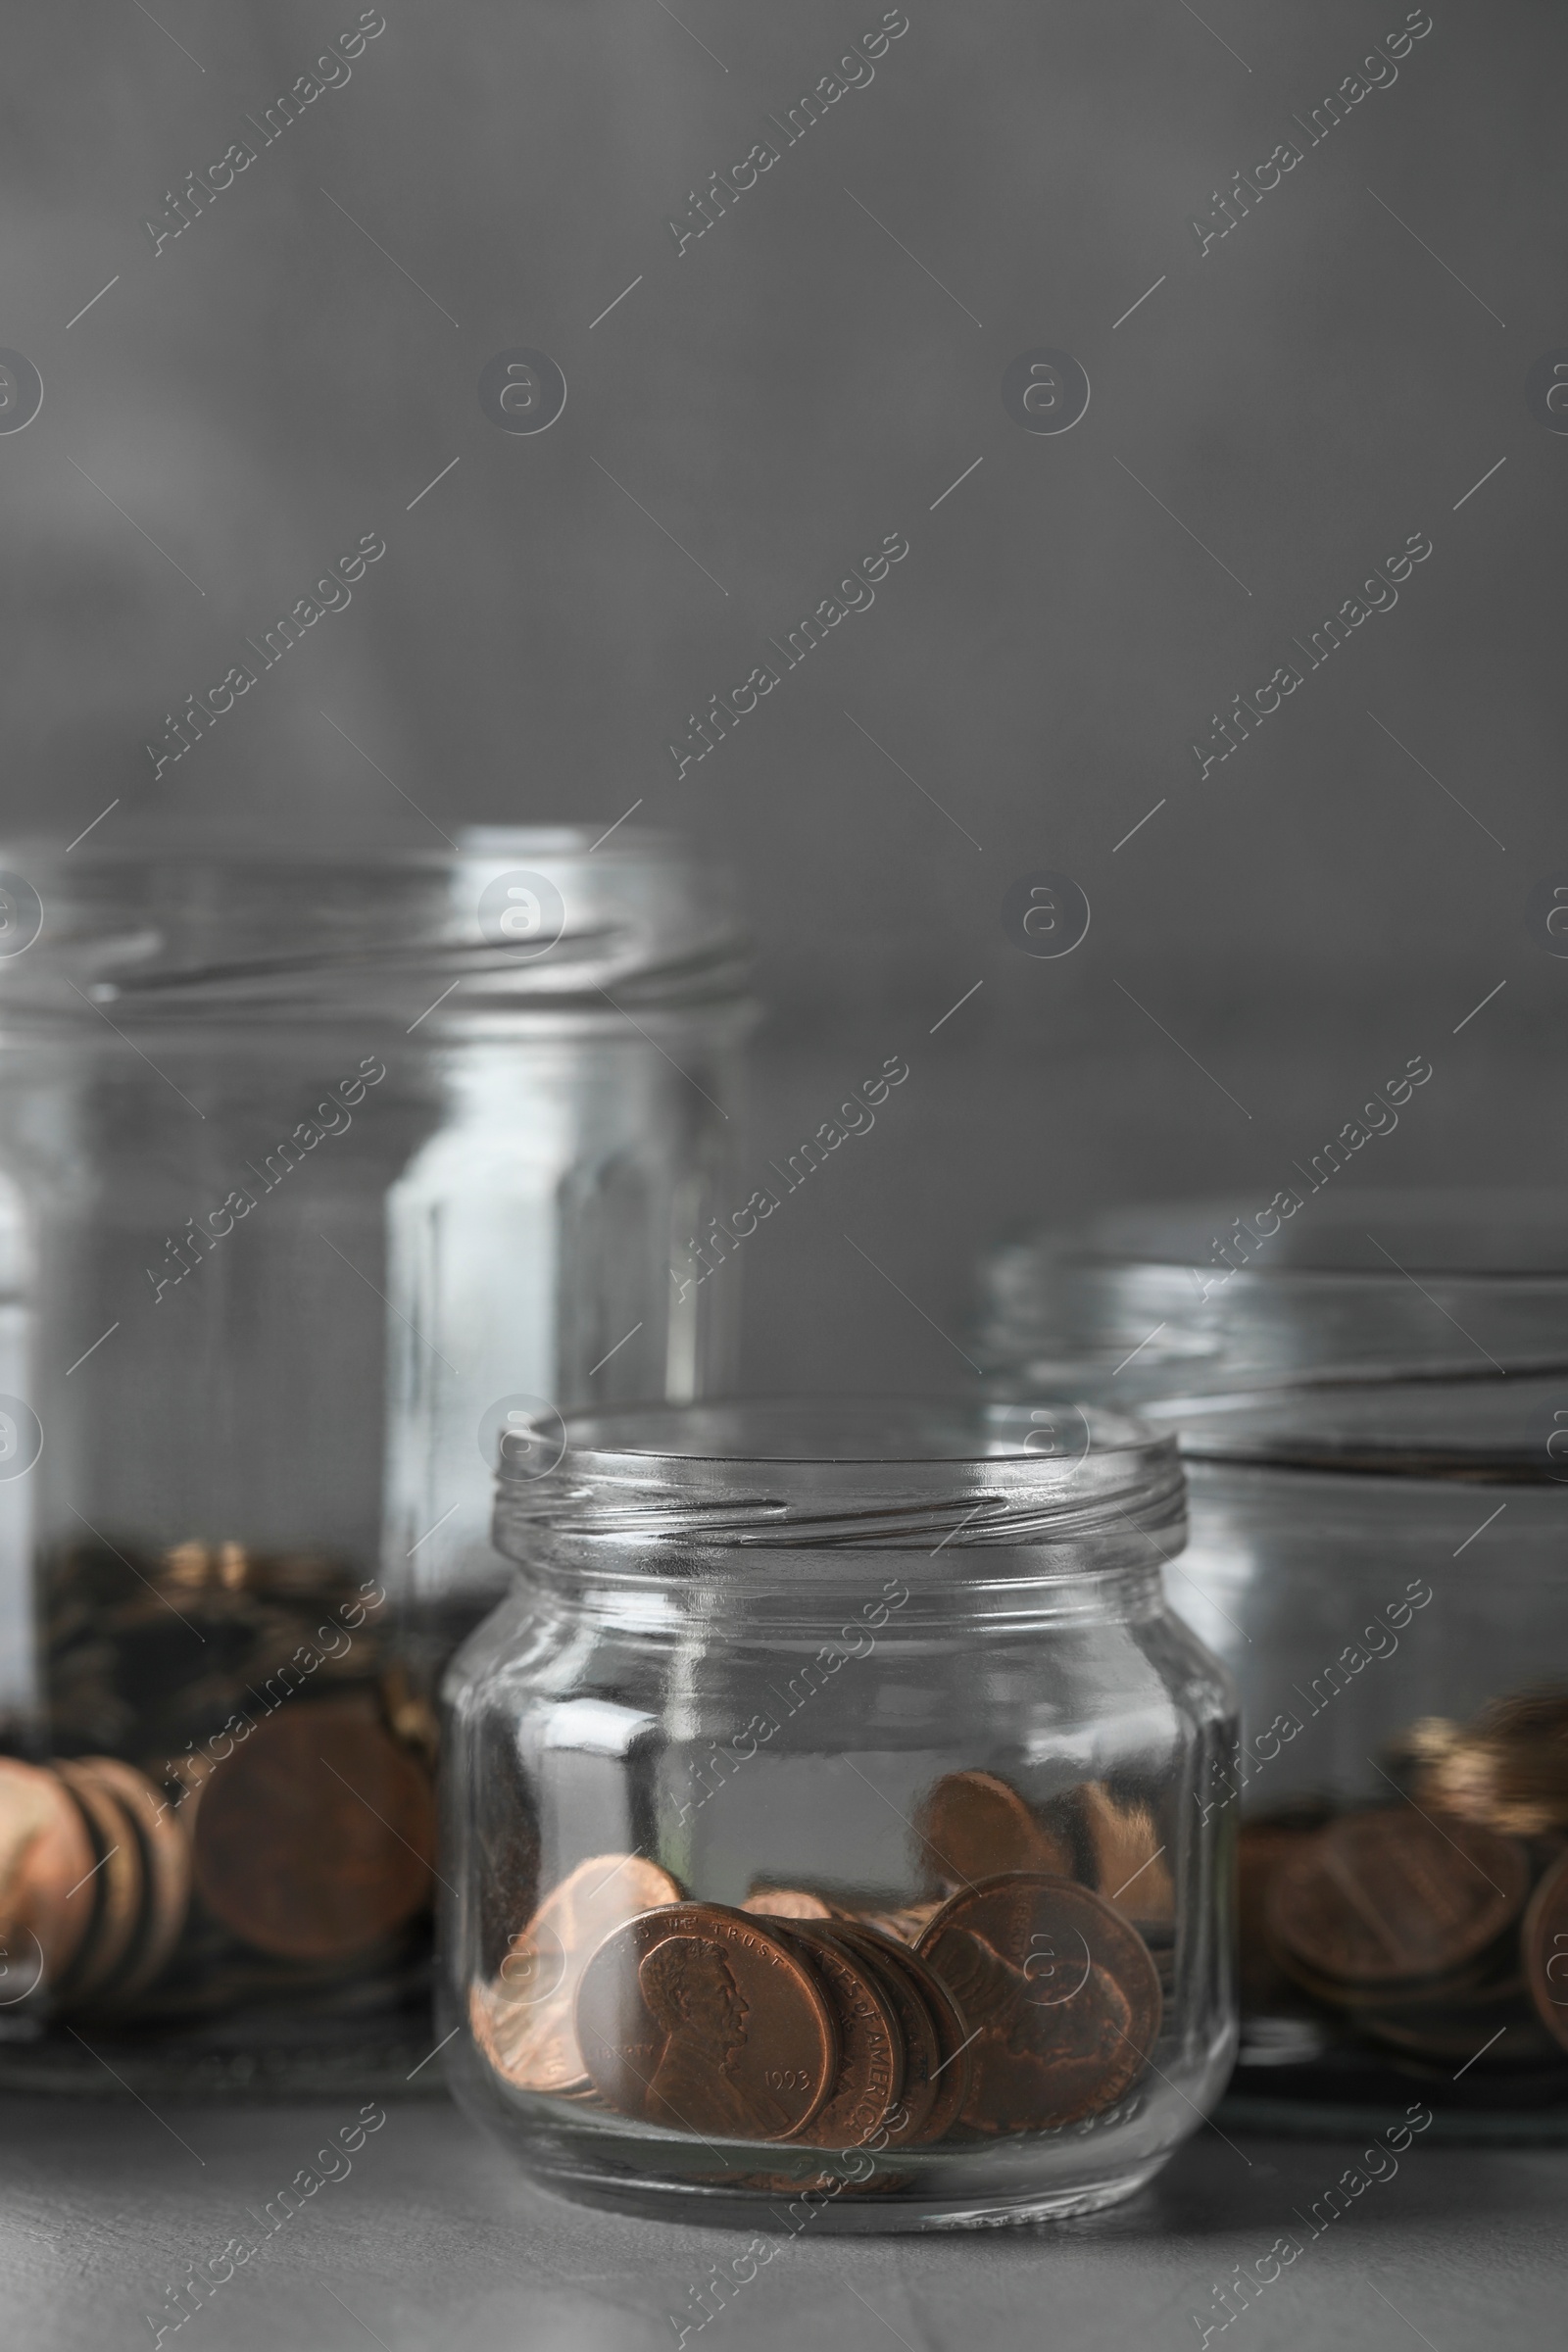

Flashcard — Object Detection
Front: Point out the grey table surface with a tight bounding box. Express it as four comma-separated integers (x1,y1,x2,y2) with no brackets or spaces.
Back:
1,2084,1562,2352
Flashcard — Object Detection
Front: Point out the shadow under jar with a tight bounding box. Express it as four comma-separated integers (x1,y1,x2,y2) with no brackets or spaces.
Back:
441,1398,1237,2230
0,829,749,2089
978,1190,1568,2133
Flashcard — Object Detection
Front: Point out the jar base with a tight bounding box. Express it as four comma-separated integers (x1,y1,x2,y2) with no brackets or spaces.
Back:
513,2154,1172,2234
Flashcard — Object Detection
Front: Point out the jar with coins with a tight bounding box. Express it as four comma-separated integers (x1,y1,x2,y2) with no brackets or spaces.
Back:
442,1398,1237,2228
0,831,749,2085
978,1189,1568,2127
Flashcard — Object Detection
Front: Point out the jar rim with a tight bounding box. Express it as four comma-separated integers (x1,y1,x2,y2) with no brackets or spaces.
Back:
1130,1367,1568,1480
997,1188,1568,1281
491,1396,1185,1552
981,1189,1568,1403
0,825,748,1026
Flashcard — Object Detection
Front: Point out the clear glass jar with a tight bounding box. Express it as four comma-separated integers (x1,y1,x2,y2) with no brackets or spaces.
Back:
0,829,749,2087
978,1191,1568,2131
441,1398,1236,2230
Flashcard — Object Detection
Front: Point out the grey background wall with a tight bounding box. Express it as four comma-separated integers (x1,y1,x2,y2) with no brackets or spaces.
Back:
4,0,1563,1391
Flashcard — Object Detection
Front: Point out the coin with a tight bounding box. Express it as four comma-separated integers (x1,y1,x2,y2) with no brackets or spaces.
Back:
0,1756,96,1991
190,1695,436,1962
1524,1847,1568,2052
575,1902,839,2141
54,1762,146,2003
742,1886,842,1921
1266,1808,1530,1991
916,1874,1162,2134
1078,1784,1174,1926
830,1922,945,2146
480,1853,683,2096
1357,1989,1538,2063
782,1920,905,2148
1408,1690,1568,1837
856,1899,943,1946
71,1757,191,2002
915,1771,1071,1890
1238,1816,1326,2011
1277,1944,1513,2017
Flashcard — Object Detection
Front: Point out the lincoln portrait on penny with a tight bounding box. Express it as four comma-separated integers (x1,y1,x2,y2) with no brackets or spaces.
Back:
638,1934,771,2137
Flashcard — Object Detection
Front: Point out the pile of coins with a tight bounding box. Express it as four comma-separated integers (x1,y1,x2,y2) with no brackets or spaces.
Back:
3,1544,439,2024
43,1537,398,1761
469,1769,1169,2148
1240,1687,1568,2066
1404,1690,1568,1838
0,1752,187,2013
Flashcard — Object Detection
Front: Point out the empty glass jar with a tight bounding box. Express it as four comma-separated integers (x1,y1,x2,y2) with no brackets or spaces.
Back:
979,1191,1568,2129
442,1398,1237,2229
0,828,749,2086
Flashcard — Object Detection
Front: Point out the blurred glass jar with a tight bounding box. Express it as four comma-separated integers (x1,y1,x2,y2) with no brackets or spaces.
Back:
0,830,749,2078
442,1399,1236,2230
979,1192,1568,2126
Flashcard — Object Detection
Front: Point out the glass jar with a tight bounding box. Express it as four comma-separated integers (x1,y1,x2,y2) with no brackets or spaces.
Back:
441,1398,1236,2230
978,1191,1568,2131
0,829,749,2087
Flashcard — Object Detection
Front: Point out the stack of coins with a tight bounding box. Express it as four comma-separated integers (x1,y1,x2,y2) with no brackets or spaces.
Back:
1,1690,437,2021
469,1768,1168,2149
1240,1685,1568,2067
0,1752,188,2014
32,1533,440,2022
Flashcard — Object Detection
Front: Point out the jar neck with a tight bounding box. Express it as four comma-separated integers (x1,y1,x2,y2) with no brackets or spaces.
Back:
506,1535,1173,1637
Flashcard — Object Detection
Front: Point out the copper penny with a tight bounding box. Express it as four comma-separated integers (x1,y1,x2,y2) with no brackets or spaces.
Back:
742,1887,844,1922
575,1902,839,2142
54,1763,146,2003
0,1757,96,1994
829,1922,944,2146
479,1852,683,2096
1524,1847,1568,2052
915,1771,1071,1890
191,1695,435,1961
1078,1784,1175,1926
916,1873,1162,2134
1238,1818,1325,2011
885,1937,974,2145
68,1758,191,2003
782,1920,906,2148
1266,1808,1530,1990
1357,1990,1535,2064
857,1899,943,1946
1409,1690,1568,1838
